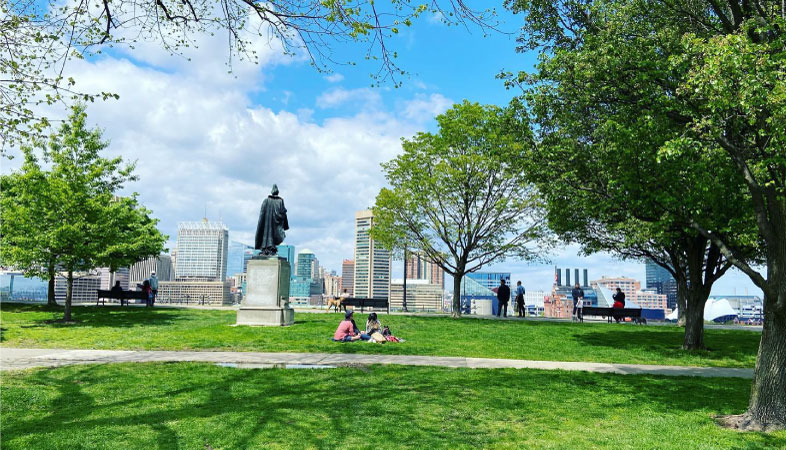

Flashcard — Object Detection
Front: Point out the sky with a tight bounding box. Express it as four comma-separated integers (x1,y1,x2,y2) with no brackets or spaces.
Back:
2,4,763,297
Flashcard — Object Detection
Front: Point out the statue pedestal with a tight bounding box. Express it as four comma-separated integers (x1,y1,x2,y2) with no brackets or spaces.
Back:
236,258,294,326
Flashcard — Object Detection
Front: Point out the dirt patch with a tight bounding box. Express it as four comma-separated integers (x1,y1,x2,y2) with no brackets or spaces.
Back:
715,413,786,432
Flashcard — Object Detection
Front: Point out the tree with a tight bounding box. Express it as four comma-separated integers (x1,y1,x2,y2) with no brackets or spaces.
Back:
506,0,785,429
1,0,494,148
0,105,167,321
371,101,549,317
675,25,786,431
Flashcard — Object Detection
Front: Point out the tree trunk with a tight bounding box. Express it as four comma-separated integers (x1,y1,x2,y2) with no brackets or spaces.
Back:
676,278,688,327
47,270,58,307
452,273,463,318
683,290,706,350
745,301,786,429
64,270,73,322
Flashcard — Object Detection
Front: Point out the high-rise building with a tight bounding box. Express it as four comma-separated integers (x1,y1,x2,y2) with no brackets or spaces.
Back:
645,259,678,310
296,250,318,279
405,253,444,287
353,210,391,299
227,241,254,278
175,220,229,282
390,279,443,311
277,244,296,267
129,254,174,285
341,259,355,296
323,274,342,298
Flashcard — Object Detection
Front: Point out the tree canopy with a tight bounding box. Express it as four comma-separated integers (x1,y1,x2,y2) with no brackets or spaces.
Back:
0,105,167,320
507,0,785,430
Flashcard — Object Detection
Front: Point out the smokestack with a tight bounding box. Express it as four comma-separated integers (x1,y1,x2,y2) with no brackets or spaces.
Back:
575,269,580,287
583,269,588,287
566,269,571,287
556,267,562,286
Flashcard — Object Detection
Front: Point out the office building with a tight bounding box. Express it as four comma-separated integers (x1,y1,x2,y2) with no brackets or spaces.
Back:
390,279,443,311
406,253,444,287
466,272,511,292
353,210,391,299
156,281,231,305
645,259,678,310
129,254,174,285
54,274,101,303
592,276,668,311
98,267,129,290
277,244,296,267
341,260,355,296
323,274,342,298
227,241,254,278
296,250,318,279
175,220,229,282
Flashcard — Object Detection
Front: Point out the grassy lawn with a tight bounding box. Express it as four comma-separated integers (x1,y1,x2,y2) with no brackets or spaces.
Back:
2,362,783,449
0,303,760,367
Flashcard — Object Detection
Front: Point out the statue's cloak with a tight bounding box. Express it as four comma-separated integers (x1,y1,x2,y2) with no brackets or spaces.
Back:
255,195,289,251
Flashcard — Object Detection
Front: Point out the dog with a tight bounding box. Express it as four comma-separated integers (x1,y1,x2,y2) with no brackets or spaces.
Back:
325,296,345,313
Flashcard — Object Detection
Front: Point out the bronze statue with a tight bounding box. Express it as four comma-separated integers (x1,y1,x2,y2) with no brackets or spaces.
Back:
254,184,289,256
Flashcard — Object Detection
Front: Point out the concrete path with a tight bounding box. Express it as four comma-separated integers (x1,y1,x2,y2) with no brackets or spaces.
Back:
0,347,753,378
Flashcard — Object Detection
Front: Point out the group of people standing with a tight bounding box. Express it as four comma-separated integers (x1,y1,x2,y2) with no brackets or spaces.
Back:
496,279,527,318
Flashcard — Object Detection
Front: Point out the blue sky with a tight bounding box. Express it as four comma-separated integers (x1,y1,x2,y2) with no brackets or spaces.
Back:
3,5,762,297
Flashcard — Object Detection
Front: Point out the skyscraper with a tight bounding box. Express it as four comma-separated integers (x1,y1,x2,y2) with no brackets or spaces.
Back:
405,253,444,287
277,244,296,267
342,259,355,295
645,259,678,310
226,241,254,278
353,210,391,299
175,220,229,281
296,250,318,279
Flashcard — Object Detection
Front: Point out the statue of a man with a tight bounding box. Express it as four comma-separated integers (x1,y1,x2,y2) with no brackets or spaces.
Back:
254,184,289,255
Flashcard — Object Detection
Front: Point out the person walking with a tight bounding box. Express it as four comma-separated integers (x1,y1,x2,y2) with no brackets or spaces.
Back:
515,281,526,317
496,279,511,318
571,283,584,322
149,271,159,306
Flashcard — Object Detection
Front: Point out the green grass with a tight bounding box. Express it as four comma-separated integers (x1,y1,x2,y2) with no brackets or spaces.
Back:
0,303,761,367
2,363,783,449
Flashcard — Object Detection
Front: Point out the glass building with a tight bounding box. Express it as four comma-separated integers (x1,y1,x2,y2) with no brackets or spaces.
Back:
227,241,254,278
277,244,296,268
645,259,678,310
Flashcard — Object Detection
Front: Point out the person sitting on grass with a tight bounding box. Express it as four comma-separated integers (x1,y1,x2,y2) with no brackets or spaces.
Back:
365,312,382,334
333,310,370,342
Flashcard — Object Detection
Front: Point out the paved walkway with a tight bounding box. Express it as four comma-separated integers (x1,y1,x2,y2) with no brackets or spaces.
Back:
0,347,753,378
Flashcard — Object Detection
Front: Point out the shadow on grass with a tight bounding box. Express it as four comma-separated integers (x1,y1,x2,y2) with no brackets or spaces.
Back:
574,328,761,363
2,363,783,448
2,303,180,328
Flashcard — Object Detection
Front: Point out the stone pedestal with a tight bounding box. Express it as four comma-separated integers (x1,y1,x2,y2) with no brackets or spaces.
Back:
236,257,294,326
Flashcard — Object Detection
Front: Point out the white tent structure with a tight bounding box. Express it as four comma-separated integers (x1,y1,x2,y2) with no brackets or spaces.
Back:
666,298,738,322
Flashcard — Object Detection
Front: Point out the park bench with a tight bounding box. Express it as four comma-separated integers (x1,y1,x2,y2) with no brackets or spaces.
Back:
581,306,646,324
341,297,390,314
96,289,149,306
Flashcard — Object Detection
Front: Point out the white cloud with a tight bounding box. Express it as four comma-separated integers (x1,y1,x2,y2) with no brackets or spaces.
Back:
400,93,453,122
315,87,383,109
324,73,345,83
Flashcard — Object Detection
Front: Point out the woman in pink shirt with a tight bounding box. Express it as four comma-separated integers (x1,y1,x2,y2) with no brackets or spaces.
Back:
333,310,370,342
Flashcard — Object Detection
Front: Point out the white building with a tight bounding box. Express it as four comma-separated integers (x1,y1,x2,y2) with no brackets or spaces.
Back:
390,279,443,311
175,220,229,282
156,281,231,305
353,210,391,299
54,274,101,303
129,254,173,285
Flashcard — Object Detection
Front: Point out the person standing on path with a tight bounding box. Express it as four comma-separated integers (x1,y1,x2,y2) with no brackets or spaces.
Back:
515,281,526,317
149,272,159,307
497,279,511,318
571,283,584,321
